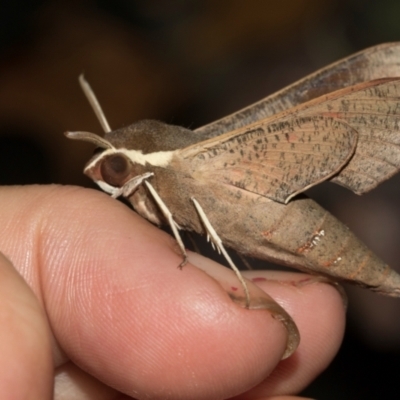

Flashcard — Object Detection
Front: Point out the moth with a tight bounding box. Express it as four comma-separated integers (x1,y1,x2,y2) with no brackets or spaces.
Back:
66,42,400,315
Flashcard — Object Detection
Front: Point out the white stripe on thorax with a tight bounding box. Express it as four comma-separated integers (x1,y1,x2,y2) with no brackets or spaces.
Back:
85,148,175,170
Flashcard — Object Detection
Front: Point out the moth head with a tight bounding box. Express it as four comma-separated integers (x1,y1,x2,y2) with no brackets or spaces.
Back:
68,74,196,195
65,131,138,195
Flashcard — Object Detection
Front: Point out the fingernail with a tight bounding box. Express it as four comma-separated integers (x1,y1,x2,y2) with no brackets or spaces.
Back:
188,252,300,359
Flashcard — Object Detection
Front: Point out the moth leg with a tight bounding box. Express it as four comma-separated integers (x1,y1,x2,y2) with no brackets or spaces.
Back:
238,254,253,270
112,172,154,199
185,232,201,254
122,172,154,197
144,181,188,267
191,197,250,308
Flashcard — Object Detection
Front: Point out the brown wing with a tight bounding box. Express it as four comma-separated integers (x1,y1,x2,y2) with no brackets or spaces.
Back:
178,78,400,202
178,114,357,204
299,78,400,194
195,42,400,139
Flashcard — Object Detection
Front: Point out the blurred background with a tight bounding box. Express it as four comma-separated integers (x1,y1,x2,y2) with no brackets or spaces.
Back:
1,0,400,398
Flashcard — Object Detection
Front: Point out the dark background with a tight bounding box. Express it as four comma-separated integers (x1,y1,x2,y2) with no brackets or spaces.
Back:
1,1,400,398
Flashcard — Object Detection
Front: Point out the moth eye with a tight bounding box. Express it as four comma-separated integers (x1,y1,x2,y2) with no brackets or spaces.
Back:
100,154,130,187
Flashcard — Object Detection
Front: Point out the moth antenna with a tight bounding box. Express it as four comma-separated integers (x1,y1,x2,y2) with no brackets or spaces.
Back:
79,74,112,133
64,131,114,149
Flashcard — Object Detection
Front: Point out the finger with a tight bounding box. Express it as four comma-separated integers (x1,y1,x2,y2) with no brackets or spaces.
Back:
232,271,346,398
0,252,53,399
0,186,290,399
54,362,117,400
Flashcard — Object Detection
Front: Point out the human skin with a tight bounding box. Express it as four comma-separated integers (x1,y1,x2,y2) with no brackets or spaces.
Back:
0,185,345,399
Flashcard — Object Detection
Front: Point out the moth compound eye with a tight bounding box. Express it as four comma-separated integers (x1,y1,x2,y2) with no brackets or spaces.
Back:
100,154,130,186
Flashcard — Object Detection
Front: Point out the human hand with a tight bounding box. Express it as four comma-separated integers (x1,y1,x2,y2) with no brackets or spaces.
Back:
0,185,345,399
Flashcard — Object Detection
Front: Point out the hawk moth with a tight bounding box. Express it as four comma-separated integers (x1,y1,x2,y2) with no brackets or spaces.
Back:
66,43,400,355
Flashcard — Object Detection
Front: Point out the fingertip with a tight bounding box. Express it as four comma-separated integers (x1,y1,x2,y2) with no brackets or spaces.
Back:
239,271,346,396
39,189,293,398
189,252,300,359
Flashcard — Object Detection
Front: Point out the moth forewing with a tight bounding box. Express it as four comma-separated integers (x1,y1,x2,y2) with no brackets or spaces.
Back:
178,113,358,204
182,77,400,203
287,77,400,194
196,42,400,137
